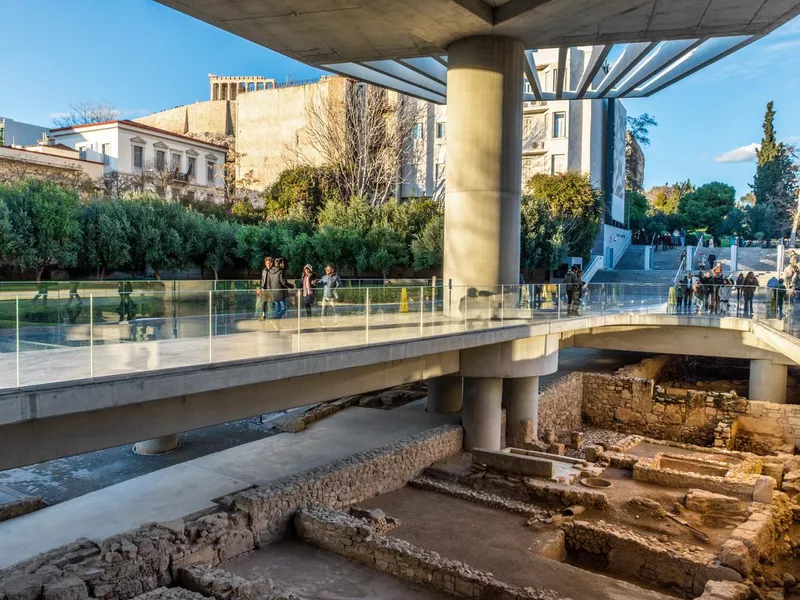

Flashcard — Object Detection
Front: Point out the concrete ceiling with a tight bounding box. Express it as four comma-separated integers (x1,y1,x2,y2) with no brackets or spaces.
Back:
156,0,800,64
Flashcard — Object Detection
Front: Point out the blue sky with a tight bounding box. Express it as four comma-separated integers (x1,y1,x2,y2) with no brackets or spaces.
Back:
4,0,800,198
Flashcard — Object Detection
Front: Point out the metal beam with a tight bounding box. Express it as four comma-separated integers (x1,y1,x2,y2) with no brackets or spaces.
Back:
590,41,657,97
495,0,557,24
360,60,447,95
523,50,543,101
555,47,567,99
399,57,448,85
610,38,704,98
576,45,612,99
321,62,446,104
640,35,761,97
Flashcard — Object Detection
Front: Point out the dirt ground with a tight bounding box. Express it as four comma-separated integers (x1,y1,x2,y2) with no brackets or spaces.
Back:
222,538,449,600
357,486,678,600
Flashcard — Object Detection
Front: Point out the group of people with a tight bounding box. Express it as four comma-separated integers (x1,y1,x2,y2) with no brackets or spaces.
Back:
673,269,760,316
257,256,342,322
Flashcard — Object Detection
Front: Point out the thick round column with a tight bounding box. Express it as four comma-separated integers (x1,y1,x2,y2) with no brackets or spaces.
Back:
426,375,463,413
134,434,179,455
506,376,540,444
462,377,503,451
444,36,524,304
749,359,787,404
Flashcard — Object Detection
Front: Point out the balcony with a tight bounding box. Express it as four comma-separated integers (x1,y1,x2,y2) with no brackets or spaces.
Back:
523,100,548,112
170,171,191,184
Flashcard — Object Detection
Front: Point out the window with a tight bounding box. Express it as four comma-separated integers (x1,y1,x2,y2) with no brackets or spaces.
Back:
171,153,181,172
551,67,559,92
101,143,110,165
435,162,445,182
436,122,446,139
78,146,88,160
257,82,264,91
551,154,566,174
552,112,566,138
524,80,532,95
133,146,144,170
156,150,166,171
207,161,215,184
412,123,424,139
187,156,196,179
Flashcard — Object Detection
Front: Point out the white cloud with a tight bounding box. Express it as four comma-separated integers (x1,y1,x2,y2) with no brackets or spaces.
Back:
715,143,760,163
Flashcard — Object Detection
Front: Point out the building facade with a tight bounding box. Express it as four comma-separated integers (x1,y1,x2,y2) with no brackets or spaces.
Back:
0,138,104,192
51,120,227,201
0,117,49,147
402,47,626,220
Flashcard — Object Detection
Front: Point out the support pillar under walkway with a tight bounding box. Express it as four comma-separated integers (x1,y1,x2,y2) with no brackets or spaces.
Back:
443,35,524,308
426,375,463,414
504,376,540,445
749,359,787,404
462,377,503,451
134,434,179,455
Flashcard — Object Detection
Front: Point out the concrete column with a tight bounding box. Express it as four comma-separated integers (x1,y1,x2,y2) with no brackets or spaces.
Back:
505,376,540,444
444,36,524,307
749,359,787,404
426,375,463,413
462,377,503,451
134,434,179,455
778,244,785,276
730,243,738,272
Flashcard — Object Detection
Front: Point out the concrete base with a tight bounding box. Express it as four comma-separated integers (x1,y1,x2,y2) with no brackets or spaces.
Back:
505,376,539,444
134,435,179,455
749,359,787,404
462,377,503,451
426,376,463,414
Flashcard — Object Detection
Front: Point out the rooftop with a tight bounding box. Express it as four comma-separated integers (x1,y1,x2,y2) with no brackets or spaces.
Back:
50,120,229,150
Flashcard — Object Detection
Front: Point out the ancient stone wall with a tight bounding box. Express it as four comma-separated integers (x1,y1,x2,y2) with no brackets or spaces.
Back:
613,354,673,380
0,424,462,600
295,504,564,600
134,101,235,137
537,372,583,438
582,365,800,452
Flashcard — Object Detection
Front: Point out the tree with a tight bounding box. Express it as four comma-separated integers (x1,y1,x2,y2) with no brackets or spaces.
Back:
79,199,132,280
292,81,422,203
679,182,736,235
751,101,799,242
625,189,649,230
411,213,444,271
123,195,187,279
647,181,693,216
0,180,82,280
627,113,658,146
199,218,239,280
264,166,338,221
52,101,120,127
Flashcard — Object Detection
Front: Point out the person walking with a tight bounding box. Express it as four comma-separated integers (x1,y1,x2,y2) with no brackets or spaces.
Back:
680,227,687,247
708,252,716,271
718,278,732,316
743,271,758,316
683,275,693,311
564,266,579,316
735,272,744,314
777,278,787,318
258,256,273,320
317,264,341,322
301,264,315,318
268,257,293,321
674,279,684,313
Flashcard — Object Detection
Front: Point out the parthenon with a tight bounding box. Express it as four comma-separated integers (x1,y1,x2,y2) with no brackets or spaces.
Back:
208,74,276,101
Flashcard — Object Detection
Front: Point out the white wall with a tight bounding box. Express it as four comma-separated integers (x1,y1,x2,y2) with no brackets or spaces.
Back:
53,123,226,189
0,117,48,146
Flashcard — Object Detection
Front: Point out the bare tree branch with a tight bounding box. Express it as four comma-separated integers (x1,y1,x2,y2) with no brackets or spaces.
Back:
53,101,121,128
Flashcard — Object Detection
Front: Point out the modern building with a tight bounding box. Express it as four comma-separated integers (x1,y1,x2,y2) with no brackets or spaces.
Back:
402,47,625,216
51,120,228,201
0,116,48,147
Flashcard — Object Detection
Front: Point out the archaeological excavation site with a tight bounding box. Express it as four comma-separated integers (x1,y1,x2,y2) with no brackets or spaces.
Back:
1,354,799,600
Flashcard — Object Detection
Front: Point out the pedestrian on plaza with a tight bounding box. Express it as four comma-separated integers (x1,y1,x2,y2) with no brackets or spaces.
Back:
674,279,684,312
683,275,693,310
258,256,274,320
696,252,706,270
268,257,293,321
564,266,580,316
317,264,341,321
718,278,732,316
693,278,704,313
743,271,758,315
301,264,315,318
708,252,717,271
777,278,787,318
735,272,744,313
680,228,687,247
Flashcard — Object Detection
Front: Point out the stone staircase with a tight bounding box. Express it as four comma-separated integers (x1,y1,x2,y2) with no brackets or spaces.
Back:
592,245,683,286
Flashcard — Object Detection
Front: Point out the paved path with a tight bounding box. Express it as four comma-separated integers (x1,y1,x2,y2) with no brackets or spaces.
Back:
0,400,456,569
